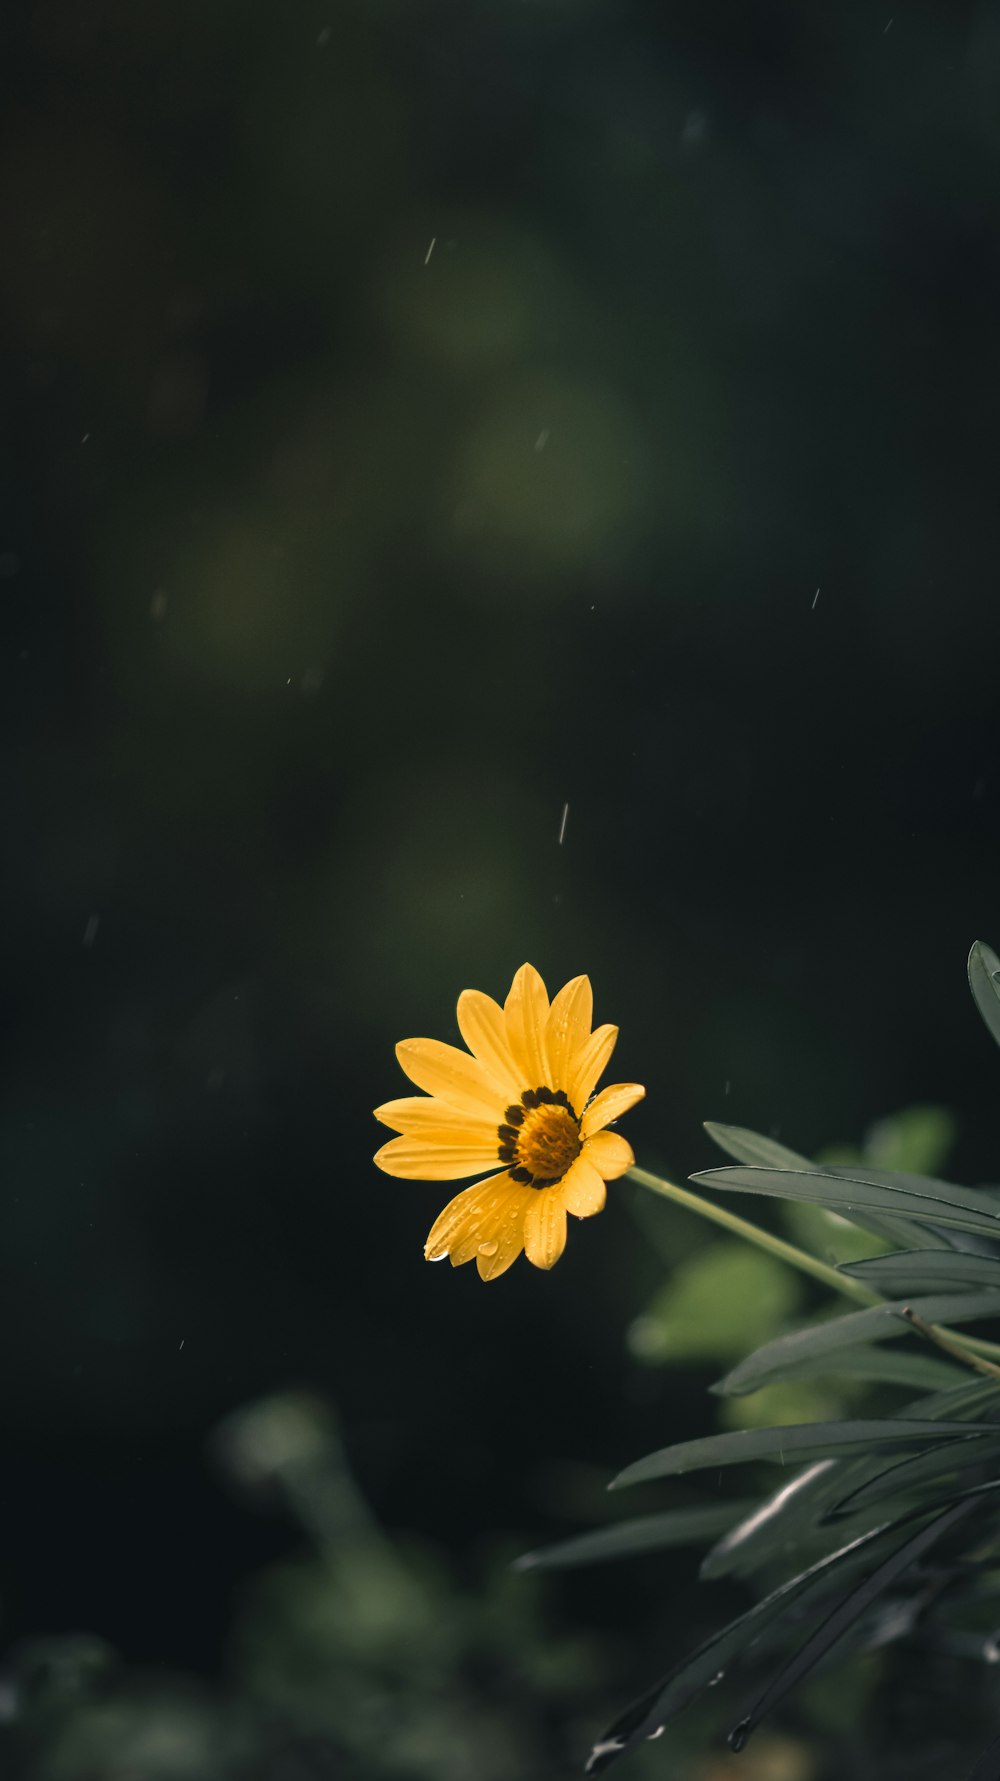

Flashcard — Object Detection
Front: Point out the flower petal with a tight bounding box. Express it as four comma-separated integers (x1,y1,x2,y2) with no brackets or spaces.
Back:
424,1172,532,1273
476,1230,524,1280
374,1134,501,1180
560,1155,607,1218
395,1037,504,1117
545,975,593,1099
373,1095,497,1137
582,1129,634,1180
456,990,522,1100
569,1023,619,1111
523,1189,568,1269
503,963,550,1088
581,1082,645,1138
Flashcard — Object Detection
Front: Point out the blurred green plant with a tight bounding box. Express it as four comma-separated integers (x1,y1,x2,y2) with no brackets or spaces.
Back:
0,1394,604,1781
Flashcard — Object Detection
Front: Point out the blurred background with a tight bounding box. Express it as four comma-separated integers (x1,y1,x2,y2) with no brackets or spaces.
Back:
4,0,1000,1775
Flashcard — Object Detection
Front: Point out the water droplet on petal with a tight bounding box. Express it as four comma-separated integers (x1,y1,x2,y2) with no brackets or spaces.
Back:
478,1240,499,1256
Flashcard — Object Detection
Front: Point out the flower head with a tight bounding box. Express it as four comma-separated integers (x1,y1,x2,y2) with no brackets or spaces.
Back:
373,964,644,1280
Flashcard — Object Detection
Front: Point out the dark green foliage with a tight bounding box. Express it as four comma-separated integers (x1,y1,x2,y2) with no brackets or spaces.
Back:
536,956,1000,1773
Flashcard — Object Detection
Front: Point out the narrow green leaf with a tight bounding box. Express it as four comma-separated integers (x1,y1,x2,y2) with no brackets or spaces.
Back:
608,1419,993,1491
702,1377,1000,1581
699,1459,867,1580
969,942,1000,1053
704,1123,815,1171
899,1374,1000,1420
727,1498,978,1753
512,1500,759,1571
703,1124,958,1250
586,1503,969,1774
841,1250,1000,1295
693,1162,1000,1240
713,1293,1000,1398
725,1344,961,1393
830,1430,1000,1517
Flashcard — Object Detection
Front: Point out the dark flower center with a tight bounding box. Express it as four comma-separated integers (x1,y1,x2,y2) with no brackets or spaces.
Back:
497,1086,581,1188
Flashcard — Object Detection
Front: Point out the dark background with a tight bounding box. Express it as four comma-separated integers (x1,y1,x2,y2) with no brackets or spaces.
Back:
3,1,1000,1775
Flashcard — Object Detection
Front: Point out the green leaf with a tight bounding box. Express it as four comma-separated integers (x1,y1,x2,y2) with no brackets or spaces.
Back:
728,1344,962,1394
969,941,1000,1053
693,1162,1000,1240
727,1498,979,1754
608,1419,993,1491
699,1458,870,1580
712,1293,1000,1397
841,1250,1000,1295
704,1123,815,1171
701,1376,1000,1581
703,1124,954,1250
511,1500,759,1571
900,1375,1000,1423
585,1505,961,1774
830,1430,1000,1517
628,1241,803,1366
719,1378,853,1431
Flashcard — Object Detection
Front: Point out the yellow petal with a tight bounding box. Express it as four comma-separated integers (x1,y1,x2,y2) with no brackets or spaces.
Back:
503,963,550,1088
476,1233,524,1281
456,989,522,1100
424,1173,532,1269
569,1023,618,1111
374,1134,500,1180
582,1129,634,1180
581,1082,645,1138
523,1189,568,1269
544,975,593,1099
395,1037,503,1117
373,1095,497,1137
452,1181,532,1276
560,1155,607,1218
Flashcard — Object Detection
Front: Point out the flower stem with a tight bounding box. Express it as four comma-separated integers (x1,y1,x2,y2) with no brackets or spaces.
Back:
627,1164,1000,1377
627,1166,882,1307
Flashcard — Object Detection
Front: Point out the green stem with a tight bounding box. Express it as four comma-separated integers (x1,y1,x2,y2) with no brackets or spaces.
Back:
627,1165,1000,1376
627,1166,882,1307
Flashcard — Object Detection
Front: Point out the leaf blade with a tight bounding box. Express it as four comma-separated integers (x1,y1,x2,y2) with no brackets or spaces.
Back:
841,1249,1000,1295
727,1498,979,1753
608,1418,997,1490
969,941,1000,1053
693,1163,1000,1239
512,1501,759,1571
713,1293,1000,1397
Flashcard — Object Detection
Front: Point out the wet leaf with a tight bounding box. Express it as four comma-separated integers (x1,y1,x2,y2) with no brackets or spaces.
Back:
727,1498,978,1753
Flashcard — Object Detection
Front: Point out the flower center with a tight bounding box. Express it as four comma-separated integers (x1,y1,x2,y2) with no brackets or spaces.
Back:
496,1086,582,1188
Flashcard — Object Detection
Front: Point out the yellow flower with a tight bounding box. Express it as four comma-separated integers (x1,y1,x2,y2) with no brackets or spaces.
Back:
373,964,644,1281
